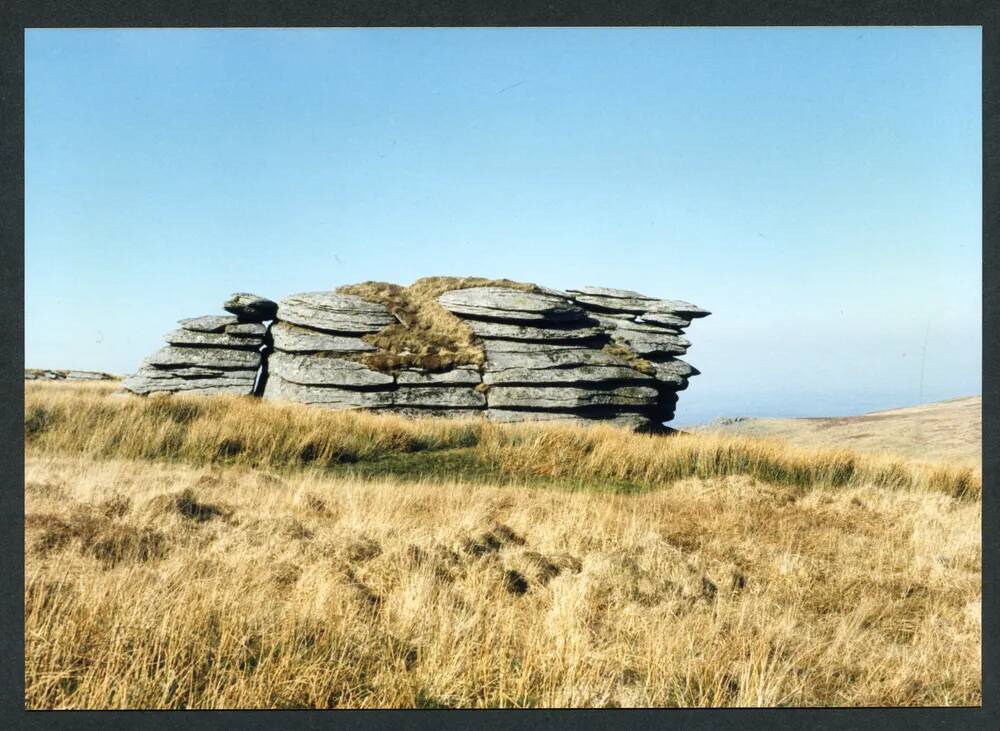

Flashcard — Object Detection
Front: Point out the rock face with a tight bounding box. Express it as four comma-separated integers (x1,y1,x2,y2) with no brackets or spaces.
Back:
260,291,488,415
124,281,708,431
270,321,375,354
277,292,395,333
438,288,586,323
123,292,271,396
224,293,278,322
435,284,706,428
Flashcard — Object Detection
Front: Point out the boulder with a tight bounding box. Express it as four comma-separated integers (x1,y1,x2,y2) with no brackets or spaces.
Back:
267,351,393,388
465,319,604,342
138,366,256,378
572,293,709,319
225,322,267,338
438,287,586,323
636,312,692,329
163,329,262,350
609,331,691,357
649,357,700,388
486,384,659,410
392,386,486,409
569,294,653,314
566,286,656,300
484,343,628,370
483,345,653,386
277,292,395,333
144,346,261,371
591,313,685,334
270,321,376,354
484,365,652,386
396,366,481,386
223,293,278,321
645,299,711,318
482,340,602,356
262,375,395,409
123,367,257,395
134,383,254,396
178,315,240,333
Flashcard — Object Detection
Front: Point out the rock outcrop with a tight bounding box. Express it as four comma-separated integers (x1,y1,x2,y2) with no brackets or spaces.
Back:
25,368,119,381
122,293,272,396
437,285,708,430
124,280,708,431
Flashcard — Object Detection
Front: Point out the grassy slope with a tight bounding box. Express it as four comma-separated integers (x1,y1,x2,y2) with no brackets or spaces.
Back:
23,382,982,708
696,396,981,467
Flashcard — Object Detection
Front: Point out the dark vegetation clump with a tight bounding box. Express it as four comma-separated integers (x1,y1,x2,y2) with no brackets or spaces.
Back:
602,343,656,375
25,509,167,567
502,569,530,596
520,551,583,586
145,488,229,522
336,276,542,374
462,523,526,556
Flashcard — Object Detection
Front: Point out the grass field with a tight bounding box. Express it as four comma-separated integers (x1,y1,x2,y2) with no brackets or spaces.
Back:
24,381,982,708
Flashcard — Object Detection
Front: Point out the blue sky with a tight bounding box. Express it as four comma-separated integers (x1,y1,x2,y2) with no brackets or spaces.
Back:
25,27,981,425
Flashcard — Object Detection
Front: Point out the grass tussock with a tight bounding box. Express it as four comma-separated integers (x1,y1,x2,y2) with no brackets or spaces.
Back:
25,453,980,708
336,276,541,373
24,382,981,501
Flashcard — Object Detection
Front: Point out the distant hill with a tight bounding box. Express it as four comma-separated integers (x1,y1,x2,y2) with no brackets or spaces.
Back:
25,368,120,382
695,396,981,466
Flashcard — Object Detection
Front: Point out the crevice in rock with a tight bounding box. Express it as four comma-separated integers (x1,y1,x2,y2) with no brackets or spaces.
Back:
252,321,274,398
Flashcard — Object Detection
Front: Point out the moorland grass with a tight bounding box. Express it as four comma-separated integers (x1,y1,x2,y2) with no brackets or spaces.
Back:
24,381,980,500
24,452,981,708
23,381,982,708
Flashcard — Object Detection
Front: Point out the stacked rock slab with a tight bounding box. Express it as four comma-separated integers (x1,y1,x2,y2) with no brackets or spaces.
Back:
436,286,708,431
124,282,707,431
262,292,488,417
564,286,709,423
122,294,274,396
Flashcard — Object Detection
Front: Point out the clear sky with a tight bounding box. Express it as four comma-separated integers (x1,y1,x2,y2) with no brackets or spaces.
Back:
25,27,981,425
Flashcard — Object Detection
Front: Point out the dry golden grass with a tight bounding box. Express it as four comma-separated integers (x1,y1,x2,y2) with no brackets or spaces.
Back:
26,381,482,467
25,454,980,708
25,382,980,500
336,276,541,373
23,381,982,708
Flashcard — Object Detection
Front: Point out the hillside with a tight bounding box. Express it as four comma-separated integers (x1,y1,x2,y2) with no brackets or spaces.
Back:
696,396,981,467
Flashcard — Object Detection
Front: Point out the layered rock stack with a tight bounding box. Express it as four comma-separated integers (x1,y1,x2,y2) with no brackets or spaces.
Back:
437,286,707,431
122,293,276,396
263,292,488,418
124,281,708,431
